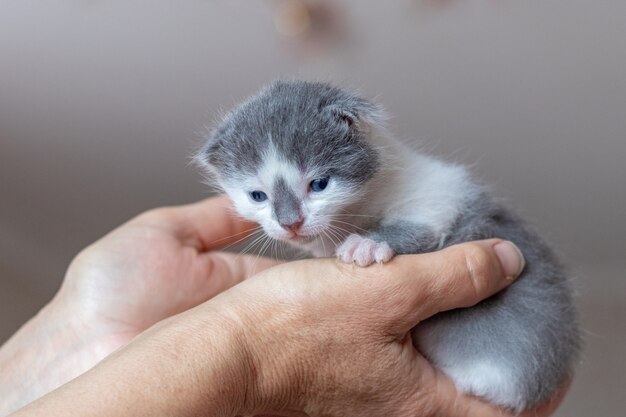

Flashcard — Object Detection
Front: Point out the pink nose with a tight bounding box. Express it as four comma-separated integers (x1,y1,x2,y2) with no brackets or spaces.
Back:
280,218,304,233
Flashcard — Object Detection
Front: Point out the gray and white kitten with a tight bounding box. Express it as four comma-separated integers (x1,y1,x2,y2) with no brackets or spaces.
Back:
196,80,580,412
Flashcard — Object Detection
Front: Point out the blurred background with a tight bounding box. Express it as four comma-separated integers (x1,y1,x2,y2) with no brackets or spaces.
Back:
1,0,624,415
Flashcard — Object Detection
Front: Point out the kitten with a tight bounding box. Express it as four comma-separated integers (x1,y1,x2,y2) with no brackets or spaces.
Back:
196,80,580,412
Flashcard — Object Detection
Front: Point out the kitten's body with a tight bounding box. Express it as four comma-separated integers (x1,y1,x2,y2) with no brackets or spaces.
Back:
197,80,580,412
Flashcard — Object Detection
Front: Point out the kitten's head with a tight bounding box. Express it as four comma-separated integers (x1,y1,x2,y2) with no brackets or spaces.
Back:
196,80,384,242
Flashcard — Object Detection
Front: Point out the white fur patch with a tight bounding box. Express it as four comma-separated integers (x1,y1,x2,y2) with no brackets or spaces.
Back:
441,360,524,411
372,137,476,236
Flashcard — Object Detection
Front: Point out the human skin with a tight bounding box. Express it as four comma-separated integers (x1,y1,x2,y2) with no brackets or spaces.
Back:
0,196,568,416
0,196,280,414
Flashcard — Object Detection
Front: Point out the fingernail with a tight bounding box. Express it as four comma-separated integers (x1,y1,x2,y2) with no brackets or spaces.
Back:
493,241,525,279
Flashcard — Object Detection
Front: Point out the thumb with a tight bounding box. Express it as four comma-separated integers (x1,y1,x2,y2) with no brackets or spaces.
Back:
381,239,525,334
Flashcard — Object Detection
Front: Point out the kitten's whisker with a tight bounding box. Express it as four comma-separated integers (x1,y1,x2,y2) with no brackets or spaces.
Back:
249,235,271,275
236,238,260,257
237,232,268,258
232,230,266,253
332,213,378,218
257,235,274,262
327,217,370,233
276,240,286,260
328,224,362,240
314,226,335,257
329,219,370,234
272,239,278,259
326,226,349,248
207,226,263,246
216,228,265,251
321,228,340,251
334,208,379,218
327,227,343,242
322,223,344,243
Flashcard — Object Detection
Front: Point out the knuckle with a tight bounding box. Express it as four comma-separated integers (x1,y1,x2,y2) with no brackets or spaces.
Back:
458,243,497,297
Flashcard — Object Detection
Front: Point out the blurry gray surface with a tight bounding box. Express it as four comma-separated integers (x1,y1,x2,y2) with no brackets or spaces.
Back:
1,0,625,415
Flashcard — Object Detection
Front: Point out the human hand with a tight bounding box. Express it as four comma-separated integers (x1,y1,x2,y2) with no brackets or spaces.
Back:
0,196,280,414
15,238,567,417
58,195,280,345
222,239,567,417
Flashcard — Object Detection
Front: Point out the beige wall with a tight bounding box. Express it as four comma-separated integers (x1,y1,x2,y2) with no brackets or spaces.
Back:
1,1,625,415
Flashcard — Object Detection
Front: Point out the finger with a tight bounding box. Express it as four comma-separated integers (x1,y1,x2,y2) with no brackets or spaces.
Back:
366,239,525,333
142,195,260,251
187,252,284,305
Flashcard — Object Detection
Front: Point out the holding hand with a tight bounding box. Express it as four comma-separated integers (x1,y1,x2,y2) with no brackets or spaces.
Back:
0,196,280,414
207,239,563,416
2,196,567,416
59,196,281,344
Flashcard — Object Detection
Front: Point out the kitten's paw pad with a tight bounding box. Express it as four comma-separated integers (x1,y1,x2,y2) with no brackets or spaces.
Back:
336,234,394,267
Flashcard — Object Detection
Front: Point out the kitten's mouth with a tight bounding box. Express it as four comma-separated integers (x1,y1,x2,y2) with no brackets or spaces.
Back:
284,231,315,243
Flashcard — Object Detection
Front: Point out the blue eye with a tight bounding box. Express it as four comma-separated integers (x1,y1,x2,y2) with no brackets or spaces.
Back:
310,177,329,192
250,190,268,202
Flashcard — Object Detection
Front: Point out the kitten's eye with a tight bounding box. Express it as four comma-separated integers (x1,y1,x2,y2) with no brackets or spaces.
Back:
249,190,268,202
310,177,329,192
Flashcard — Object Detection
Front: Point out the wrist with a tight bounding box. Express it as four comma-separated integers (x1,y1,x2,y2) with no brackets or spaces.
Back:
152,295,304,416
10,302,256,417
213,289,314,415
169,302,258,416
0,297,114,414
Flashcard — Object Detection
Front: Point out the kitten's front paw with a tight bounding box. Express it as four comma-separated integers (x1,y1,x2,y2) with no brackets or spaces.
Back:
336,234,395,267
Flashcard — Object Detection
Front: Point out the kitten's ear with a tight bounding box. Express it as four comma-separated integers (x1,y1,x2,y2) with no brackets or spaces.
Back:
325,98,387,132
193,127,226,176
328,106,358,128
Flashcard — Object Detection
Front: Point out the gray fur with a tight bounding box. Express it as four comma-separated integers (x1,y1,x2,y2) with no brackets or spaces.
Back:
368,221,440,254
273,177,302,227
365,191,580,410
411,191,580,410
197,80,580,412
198,80,380,185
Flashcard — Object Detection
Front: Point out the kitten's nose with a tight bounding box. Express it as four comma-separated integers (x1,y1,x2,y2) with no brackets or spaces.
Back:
280,218,304,233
